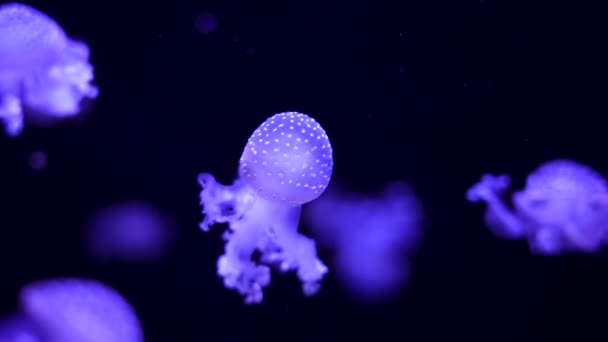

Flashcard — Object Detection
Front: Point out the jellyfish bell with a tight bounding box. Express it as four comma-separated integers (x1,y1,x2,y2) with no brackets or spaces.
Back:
198,111,333,303
0,3,98,137
0,4,68,71
239,112,333,205
19,278,144,342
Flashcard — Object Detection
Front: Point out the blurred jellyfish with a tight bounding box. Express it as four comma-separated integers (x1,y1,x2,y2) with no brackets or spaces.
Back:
17,278,144,342
28,151,47,170
0,3,98,137
84,201,177,263
198,111,333,304
304,182,424,303
467,159,608,255
0,314,42,342
195,11,218,35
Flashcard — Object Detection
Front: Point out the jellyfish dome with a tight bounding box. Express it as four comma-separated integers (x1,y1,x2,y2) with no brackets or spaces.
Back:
19,278,144,342
198,111,333,304
0,3,98,136
467,159,608,255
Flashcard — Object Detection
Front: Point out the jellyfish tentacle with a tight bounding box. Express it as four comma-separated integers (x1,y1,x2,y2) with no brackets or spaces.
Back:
467,174,526,239
0,94,22,136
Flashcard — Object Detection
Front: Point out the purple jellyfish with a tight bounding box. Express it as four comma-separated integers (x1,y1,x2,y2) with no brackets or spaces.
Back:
0,314,43,341
467,159,608,255
28,150,48,170
19,278,144,342
304,182,424,303
198,111,333,304
0,3,98,137
84,201,177,263
194,11,218,35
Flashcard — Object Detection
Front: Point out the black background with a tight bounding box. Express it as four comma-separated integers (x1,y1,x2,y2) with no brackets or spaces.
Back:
1,0,607,341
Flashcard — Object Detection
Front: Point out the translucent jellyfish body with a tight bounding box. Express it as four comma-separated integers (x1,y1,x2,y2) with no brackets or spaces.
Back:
304,182,424,303
0,3,98,136
0,278,143,342
84,201,177,263
467,159,608,255
198,111,333,304
19,278,144,342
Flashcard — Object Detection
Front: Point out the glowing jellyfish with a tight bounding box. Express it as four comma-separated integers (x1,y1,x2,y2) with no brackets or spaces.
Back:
84,201,177,263
467,159,608,255
194,11,218,35
0,314,41,342
304,182,424,303
0,3,98,137
18,278,144,342
198,111,333,304
28,150,48,170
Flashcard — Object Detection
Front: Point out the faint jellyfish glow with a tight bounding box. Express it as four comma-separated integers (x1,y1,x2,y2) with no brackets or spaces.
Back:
467,159,608,255
19,278,144,342
0,278,143,342
84,201,177,263
198,111,333,304
244,47,256,56
195,11,218,35
0,314,41,342
0,3,99,137
28,151,47,170
304,181,424,303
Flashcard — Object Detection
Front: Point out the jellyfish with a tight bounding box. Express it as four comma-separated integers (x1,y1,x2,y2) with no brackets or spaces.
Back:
0,3,98,137
198,111,333,304
194,11,218,35
304,181,424,303
18,278,144,342
0,278,143,342
84,201,177,263
467,159,608,255
0,314,42,341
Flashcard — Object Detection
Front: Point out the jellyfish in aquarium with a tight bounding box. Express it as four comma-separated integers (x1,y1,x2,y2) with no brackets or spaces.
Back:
467,159,608,255
84,200,177,263
0,3,98,137
18,278,144,342
198,111,333,304
304,182,424,303
0,278,143,342
0,314,42,341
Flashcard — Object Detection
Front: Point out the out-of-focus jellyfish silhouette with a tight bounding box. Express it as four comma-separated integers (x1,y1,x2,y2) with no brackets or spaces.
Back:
28,151,48,170
467,159,608,255
198,111,333,304
304,182,424,303
0,278,143,342
0,314,41,342
194,11,218,35
84,201,177,263
0,3,98,137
